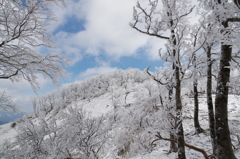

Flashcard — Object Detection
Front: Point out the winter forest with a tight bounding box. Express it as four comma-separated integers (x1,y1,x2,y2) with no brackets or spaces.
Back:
1,0,240,159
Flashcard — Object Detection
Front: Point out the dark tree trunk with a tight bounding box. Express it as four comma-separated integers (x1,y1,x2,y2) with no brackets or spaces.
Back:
193,80,204,134
169,132,178,153
214,20,236,159
193,54,204,134
175,65,186,159
206,46,217,155
168,88,178,153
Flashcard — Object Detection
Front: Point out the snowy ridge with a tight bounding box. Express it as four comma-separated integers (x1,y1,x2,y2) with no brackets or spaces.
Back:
0,68,240,158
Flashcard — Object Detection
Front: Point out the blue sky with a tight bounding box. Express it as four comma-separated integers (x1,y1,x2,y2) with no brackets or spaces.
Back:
0,0,186,113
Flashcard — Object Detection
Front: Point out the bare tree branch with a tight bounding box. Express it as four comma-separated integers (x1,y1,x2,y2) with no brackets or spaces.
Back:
145,66,169,85
152,132,210,159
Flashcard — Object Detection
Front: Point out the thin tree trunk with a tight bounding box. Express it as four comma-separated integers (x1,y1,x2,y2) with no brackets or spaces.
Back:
169,132,178,153
193,80,204,134
168,88,178,153
206,45,217,155
175,65,186,159
170,31,186,158
169,4,186,155
193,54,204,134
214,20,236,159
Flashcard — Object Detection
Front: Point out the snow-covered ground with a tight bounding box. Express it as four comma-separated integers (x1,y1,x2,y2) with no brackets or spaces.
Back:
129,95,240,159
1,94,239,158
0,122,18,150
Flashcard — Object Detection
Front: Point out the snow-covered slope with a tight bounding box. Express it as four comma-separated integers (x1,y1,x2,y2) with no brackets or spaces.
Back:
0,69,240,158
0,123,17,147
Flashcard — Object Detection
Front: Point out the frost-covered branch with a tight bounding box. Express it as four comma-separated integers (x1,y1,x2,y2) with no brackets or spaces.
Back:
130,0,169,39
0,91,18,113
145,66,169,85
0,0,70,91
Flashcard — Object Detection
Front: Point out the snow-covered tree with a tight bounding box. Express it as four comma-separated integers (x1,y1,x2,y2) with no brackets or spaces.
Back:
197,11,219,155
0,91,18,114
131,1,196,158
198,1,240,158
0,0,70,111
1,105,111,158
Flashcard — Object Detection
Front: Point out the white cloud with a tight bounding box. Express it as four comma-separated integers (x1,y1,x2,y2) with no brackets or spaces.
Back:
77,57,119,80
78,66,118,80
50,0,165,63
143,38,167,61
54,31,83,65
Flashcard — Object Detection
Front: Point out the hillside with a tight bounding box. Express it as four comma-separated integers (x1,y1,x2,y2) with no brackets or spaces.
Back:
0,68,240,159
